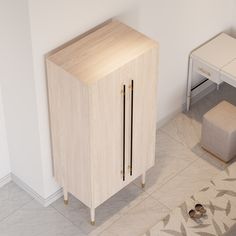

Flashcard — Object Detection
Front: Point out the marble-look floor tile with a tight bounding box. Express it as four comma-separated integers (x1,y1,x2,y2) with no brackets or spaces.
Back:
0,182,33,222
0,200,85,236
161,108,228,172
53,183,148,235
134,131,198,194
151,158,221,209
188,93,219,123
199,148,229,170
160,108,228,170
161,113,202,152
99,196,170,236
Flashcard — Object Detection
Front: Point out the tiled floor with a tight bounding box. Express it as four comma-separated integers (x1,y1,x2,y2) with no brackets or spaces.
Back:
0,83,235,236
143,158,236,235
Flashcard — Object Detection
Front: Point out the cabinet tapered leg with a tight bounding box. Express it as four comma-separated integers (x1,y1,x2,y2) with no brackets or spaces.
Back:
63,188,68,205
141,173,146,188
90,208,95,225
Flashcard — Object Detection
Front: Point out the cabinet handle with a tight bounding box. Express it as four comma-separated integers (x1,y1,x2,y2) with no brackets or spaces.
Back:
130,80,134,176
122,84,126,181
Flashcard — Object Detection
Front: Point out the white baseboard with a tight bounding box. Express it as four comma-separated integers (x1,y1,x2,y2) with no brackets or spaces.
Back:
157,82,216,128
0,174,11,188
11,174,63,207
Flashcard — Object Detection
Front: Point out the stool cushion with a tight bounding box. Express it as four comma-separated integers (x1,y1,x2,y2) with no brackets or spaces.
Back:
201,101,236,162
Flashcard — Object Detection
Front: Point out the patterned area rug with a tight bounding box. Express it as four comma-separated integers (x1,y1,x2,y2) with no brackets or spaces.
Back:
143,162,236,236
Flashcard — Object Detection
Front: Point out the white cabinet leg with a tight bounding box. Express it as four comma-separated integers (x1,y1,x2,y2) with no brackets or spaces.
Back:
90,207,95,225
63,188,68,205
141,173,146,188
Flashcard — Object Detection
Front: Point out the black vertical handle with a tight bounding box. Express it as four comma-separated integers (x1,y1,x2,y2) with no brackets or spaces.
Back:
130,80,134,176
122,84,126,181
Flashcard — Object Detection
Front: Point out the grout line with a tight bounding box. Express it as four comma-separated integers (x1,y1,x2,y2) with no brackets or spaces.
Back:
133,124,201,194
159,127,229,173
157,158,198,191
138,198,172,236
97,194,172,236
159,127,199,153
139,199,172,236
0,198,34,224
93,193,152,236
51,205,86,235
147,194,172,211
134,156,198,197
160,127,206,161
52,186,151,236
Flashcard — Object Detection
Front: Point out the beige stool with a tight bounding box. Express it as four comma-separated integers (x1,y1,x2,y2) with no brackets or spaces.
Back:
201,101,236,163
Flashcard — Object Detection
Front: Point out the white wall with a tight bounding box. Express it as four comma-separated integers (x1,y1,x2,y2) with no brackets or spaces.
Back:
232,1,236,37
0,86,10,180
0,0,45,195
118,0,236,121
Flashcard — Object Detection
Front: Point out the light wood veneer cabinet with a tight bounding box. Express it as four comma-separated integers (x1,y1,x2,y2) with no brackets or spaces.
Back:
46,20,158,224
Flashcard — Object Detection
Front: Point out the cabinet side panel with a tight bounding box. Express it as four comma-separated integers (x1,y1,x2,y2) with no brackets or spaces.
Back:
131,47,158,179
143,47,158,169
46,61,91,207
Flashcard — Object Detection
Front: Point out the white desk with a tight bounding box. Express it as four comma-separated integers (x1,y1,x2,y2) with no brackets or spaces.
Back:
187,33,236,111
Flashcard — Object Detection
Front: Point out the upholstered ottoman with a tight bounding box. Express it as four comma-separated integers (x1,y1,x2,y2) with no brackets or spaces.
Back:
201,101,236,162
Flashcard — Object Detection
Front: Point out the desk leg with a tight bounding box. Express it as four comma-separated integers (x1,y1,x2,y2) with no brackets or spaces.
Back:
187,57,193,111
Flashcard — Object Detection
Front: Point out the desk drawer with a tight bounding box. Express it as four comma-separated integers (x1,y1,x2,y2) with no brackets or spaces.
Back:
193,59,222,84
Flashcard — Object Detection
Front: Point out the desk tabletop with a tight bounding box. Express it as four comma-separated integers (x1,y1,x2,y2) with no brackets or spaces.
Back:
192,33,236,69
222,59,236,78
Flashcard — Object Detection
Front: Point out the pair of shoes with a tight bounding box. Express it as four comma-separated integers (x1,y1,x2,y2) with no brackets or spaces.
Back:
188,204,207,219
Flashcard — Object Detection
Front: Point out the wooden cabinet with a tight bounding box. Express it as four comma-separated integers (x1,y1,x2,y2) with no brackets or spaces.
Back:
46,20,158,224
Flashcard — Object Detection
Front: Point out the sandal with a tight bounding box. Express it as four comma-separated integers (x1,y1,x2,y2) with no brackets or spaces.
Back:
195,204,206,214
188,209,202,219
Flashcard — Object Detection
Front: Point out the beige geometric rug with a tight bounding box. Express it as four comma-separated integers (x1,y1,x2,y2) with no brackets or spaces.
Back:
143,162,236,236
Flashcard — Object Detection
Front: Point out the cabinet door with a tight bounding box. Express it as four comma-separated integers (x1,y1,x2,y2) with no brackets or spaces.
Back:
89,47,158,207
89,69,128,207
129,48,158,181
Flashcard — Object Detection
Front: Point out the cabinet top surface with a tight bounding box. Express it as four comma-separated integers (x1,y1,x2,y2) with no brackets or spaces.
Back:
47,20,158,85
191,33,236,69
